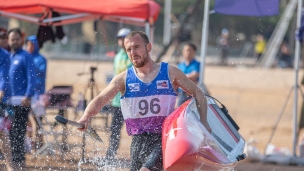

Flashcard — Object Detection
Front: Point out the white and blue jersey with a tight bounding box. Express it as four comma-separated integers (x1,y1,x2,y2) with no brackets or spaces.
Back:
121,62,177,135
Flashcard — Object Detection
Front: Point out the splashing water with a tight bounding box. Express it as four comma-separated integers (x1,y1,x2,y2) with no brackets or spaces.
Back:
99,165,124,171
77,158,86,171
93,156,127,171
77,155,129,171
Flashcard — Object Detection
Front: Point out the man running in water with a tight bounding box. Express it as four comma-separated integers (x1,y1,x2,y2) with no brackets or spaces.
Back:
78,31,211,171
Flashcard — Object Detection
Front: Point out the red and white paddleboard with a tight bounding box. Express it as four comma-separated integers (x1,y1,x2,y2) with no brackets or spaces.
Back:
162,96,246,171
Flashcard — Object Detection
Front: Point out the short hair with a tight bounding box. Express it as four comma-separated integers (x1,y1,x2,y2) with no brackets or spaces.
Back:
8,28,22,37
125,31,150,44
184,42,197,52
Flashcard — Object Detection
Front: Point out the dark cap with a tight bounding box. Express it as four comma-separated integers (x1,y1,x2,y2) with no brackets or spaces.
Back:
0,28,7,37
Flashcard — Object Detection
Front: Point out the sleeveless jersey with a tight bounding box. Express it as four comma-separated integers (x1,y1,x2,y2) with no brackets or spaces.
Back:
121,62,177,135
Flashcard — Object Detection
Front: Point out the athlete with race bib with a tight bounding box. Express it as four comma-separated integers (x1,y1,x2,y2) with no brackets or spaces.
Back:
77,31,211,171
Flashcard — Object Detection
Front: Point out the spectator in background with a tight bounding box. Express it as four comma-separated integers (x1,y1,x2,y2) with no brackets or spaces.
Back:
278,41,293,68
0,27,13,171
177,42,200,106
0,28,10,51
218,28,229,66
26,35,47,150
254,34,266,64
8,28,36,170
104,28,132,163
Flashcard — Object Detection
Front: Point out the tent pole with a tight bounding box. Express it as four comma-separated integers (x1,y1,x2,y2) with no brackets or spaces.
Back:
199,0,210,91
0,10,40,24
163,0,171,45
145,21,150,39
293,0,303,157
151,25,155,45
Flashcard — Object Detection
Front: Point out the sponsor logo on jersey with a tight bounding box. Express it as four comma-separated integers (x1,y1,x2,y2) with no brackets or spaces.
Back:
128,83,140,92
157,80,169,89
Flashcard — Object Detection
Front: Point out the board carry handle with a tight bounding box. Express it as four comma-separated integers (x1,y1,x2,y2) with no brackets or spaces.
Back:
205,94,240,131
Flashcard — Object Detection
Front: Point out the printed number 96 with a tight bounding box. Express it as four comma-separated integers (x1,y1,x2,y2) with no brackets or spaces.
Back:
138,98,161,115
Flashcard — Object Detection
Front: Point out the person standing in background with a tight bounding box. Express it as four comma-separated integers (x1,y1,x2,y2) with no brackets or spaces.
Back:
0,28,10,51
254,34,266,64
8,28,36,170
278,41,293,68
105,28,132,163
0,27,13,171
218,28,229,66
177,42,200,106
26,35,47,150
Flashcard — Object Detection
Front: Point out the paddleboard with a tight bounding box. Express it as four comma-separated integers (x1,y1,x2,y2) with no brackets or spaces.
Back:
162,96,246,170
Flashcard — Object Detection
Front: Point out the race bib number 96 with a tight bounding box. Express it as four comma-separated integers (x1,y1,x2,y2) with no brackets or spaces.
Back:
138,98,161,115
121,95,176,119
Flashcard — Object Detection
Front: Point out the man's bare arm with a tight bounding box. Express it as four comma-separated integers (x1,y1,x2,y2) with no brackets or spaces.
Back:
78,71,126,129
169,65,211,132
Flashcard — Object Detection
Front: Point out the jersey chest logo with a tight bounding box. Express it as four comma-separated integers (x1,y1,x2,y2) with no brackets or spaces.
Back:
157,80,169,89
128,83,140,92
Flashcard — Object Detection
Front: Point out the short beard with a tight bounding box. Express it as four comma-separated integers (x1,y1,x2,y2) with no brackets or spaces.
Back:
133,54,148,68
10,45,21,52
133,60,145,68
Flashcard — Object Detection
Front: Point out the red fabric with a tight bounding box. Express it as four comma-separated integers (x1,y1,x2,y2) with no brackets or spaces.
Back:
0,0,160,24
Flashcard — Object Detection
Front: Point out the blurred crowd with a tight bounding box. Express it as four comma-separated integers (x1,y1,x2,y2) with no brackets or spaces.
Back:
0,27,47,170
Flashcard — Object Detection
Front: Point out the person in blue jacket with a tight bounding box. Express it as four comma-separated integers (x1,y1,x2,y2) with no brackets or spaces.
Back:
0,28,11,110
26,35,47,149
8,28,36,170
0,27,13,171
26,35,47,100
